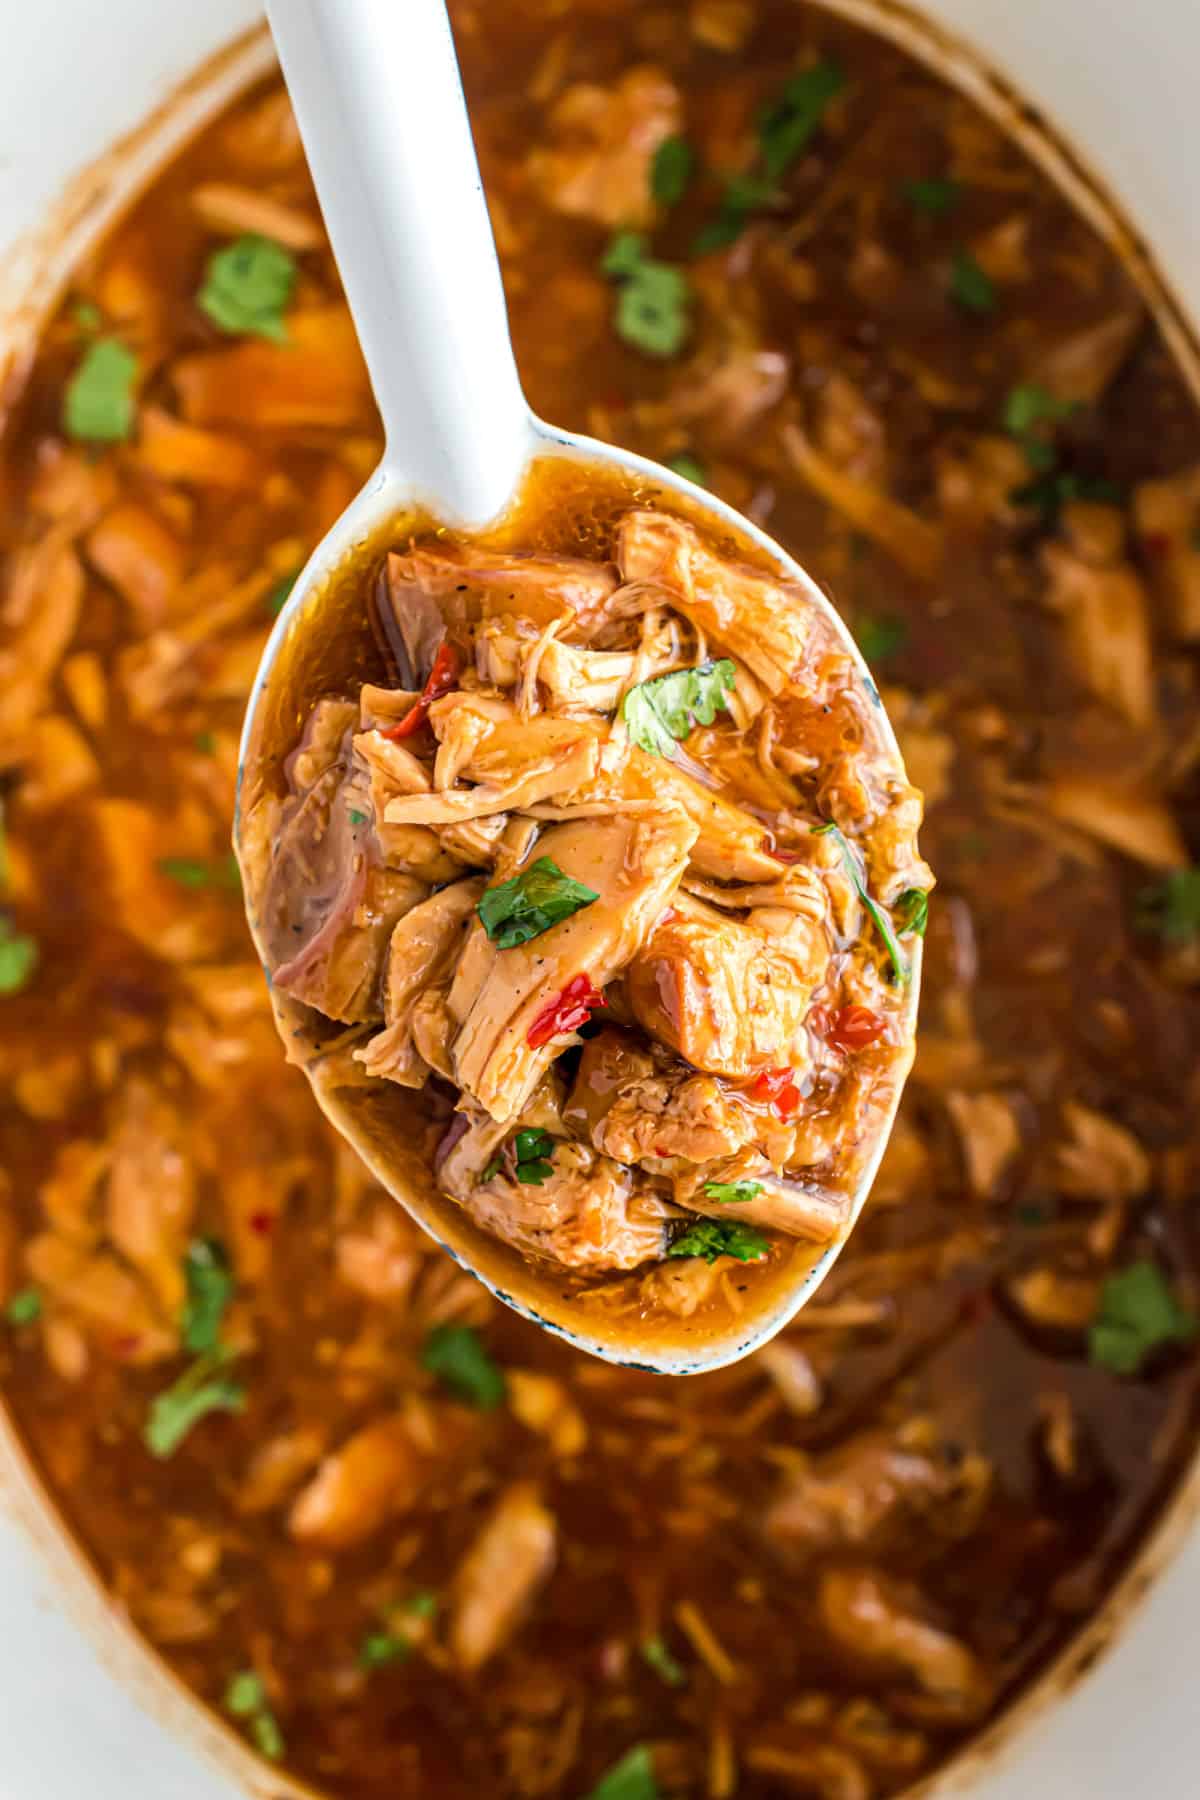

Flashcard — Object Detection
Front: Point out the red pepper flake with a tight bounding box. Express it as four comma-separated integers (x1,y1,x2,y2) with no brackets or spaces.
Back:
526,973,608,1049
112,1334,143,1359
825,1004,887,1053
772,848,806,865
381,640,461,740
1140,532,1170,561
248,1211,276,1237
750,1066,801,1120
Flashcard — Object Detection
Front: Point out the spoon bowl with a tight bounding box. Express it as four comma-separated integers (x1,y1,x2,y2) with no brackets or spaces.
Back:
235,0,922,1373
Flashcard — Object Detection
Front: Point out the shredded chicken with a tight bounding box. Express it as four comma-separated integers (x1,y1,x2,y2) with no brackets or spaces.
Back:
449,1484,558,1671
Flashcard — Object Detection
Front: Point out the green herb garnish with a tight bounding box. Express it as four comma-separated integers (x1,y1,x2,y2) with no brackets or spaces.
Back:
667,1219,771,1264
902,177,962,217
198,234,297,342
0,923,38,996
693,61,844,252
1010,470,1124,521
481,1154,504,1183
895,887,929,939
145,1348,246,1458
622,658,736,757
949,250,995,315
62,338,138,443
5,1288,41,1326
585,1744,660,1800
758,60,846,180
701,1180,763,1205
224,1670,284,1762
1136,868,1200,944
359,1632,410,1670
640,1636,686,1686
513,1127,556,1186
665,451,708,487
266,570,299,616
1003,384,1076,437
156,855,241,891
348,809,368,826
422,1324,506,1409
181,1238,234,1354
812,822,910,983
477,856,599,950
72,299,103,332
855,615,908,662
1088,1261,1197,1376
194,730,217,754
651,135,694,206
601,232,691,358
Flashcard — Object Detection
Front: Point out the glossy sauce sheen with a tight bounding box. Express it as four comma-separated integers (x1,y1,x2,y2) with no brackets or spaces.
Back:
0,2,1199,1797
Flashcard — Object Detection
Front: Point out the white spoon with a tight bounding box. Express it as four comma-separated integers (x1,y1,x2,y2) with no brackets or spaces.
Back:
236,0,921,1373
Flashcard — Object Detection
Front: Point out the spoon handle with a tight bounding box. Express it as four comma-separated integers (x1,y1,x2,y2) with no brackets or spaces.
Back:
266,0,533,523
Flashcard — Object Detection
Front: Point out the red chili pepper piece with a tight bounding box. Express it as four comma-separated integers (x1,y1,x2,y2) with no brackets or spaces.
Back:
381,640,460,740
826,1004,887,1052
526,973,608,1049
750,1066,801,1120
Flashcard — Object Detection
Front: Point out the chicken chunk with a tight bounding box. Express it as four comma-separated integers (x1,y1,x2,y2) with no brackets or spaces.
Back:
261,705,428,1022
453,1136,674,1272
617,509,810,693
764,1433,991,1561
382,544,617,633
564,1029,758,1164
449,1483,557,1672
450,810,697,1123
528,67,681,229
356,876,485,1087
384,695,603,826
628,887,831,1078
1133,462,1200,639
818,1569,991,1718
288,1415,424,1550
1042,511,1154,725
106,1080,196,1317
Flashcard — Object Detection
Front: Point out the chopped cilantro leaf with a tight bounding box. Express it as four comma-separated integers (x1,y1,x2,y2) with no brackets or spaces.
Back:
0,923,38,995
585,1744,660,1800
198,234,297,342
1136,867,1200,944
481,1155,504,1183
348,809,368,827
402,1589,438,1620
422,1324,506,1409
5,1288,41,1326
62,338,138,443
225,1671,267,1717
1089,1261,1197,1376
903,177,962,217
601,233,691,357
478,856,599,949
640,1636,686,1686
157,855,241,892
1003,384,1076,436
855,615,907,662
949,250,995,315
181,1238,234,1354
250,1712,285,1762
665,451,708,487
266,570,299,616
812,822,910,983
359,1632,410,1670
757,60,846,181
651,135,694,206
701,1180,763,1204
692,63,843,252
194,730,217,754
513,1127,556,1186
622,658,735,757
1010,470,1124,520
895,888,929,939
144,1349,246,1458
667,1219,771,1264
